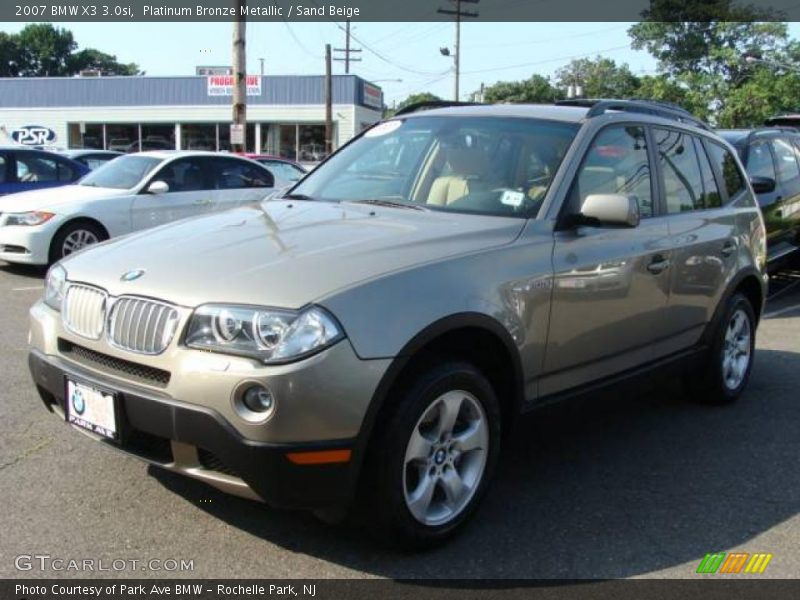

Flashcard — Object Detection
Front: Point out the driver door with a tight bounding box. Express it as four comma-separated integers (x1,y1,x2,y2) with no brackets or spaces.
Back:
130,157,214,231
540,124,672,396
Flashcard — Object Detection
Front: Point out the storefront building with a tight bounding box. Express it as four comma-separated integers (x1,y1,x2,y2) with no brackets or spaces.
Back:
0,74,384,162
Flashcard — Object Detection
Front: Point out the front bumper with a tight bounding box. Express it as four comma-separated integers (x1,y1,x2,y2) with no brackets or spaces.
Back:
0,225,52,264
29,349,364,509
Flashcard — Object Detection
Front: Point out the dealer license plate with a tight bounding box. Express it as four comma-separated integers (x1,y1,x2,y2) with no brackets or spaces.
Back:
65,378,119,441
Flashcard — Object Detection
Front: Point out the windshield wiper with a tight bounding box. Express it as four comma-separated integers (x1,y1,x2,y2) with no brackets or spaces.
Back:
281,193,314,200
346,199,428,211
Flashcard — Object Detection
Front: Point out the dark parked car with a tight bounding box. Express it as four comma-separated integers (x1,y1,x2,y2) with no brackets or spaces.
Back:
60,149,123,171
718,128,800,265
0,147,89,196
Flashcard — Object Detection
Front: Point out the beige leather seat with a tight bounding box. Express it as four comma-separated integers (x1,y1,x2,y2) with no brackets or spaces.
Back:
427,145,488,206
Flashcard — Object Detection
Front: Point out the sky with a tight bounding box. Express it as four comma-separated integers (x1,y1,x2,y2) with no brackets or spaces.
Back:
3,21,800,106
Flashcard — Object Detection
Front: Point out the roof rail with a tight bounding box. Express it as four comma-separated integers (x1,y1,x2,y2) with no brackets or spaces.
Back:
393,100,479,117
555,98,711,131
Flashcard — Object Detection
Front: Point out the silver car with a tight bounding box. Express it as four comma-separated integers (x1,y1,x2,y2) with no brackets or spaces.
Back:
28,100,768,548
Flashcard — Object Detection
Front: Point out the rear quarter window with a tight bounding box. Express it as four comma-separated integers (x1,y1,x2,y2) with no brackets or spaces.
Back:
705,141,746,201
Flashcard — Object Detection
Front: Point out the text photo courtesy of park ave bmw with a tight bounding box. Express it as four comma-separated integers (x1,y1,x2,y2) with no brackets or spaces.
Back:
1,0,800,598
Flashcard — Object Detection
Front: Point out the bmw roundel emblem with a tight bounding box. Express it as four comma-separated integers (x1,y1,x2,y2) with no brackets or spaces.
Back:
121,269,145,282
71,389,85,415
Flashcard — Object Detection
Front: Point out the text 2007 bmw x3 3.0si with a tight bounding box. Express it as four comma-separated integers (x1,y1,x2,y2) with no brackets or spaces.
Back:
28,100,768,548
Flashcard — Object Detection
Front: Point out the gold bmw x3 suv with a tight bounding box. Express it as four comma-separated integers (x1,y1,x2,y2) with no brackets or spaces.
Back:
28,100,768,547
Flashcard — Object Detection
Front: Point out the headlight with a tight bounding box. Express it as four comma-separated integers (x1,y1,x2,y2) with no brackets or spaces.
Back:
185,304,343,363
5,211,55,226
44,264,67,311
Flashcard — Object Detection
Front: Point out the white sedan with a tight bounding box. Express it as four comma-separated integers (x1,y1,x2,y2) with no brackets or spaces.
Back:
0,151,281,265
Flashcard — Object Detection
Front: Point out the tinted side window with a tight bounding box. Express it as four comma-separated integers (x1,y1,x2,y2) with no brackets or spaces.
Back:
154,158,209,192
746,142,777,180
571,125,653,217
770,137,800,184
0,155,7,183
706,142,746,201
655,128,706,213
214,159,274,189
16,154,62,183
694,138,723,209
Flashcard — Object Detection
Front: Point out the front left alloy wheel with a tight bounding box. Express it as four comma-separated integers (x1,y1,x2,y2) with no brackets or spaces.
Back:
365,361,501,549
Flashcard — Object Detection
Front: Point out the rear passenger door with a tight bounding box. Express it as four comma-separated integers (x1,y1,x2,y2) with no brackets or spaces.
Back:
657,129,742,357
542,124,672,396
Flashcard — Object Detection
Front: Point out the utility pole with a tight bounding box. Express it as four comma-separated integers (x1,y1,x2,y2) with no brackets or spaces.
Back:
325,44,333,156
438,0,479,101
232,0,247,152
333,19,362,74
259,57,265,76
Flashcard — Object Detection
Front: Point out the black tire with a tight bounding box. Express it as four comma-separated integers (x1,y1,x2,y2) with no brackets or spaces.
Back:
686,292,757,405
49,221,107,264
362,361,501,550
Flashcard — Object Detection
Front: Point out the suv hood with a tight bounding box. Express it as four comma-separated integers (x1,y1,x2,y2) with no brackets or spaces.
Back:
0,185,130,211
61,200,526,308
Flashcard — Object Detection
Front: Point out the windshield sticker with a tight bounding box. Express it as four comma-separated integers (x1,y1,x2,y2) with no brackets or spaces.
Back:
500,190,525,208
365,120,403,138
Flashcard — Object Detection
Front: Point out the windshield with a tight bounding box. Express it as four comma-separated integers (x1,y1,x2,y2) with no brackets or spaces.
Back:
288,116,578,217
80,155,162,189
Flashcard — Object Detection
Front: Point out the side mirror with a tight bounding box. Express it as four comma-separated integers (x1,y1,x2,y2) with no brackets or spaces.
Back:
579,194,640,228
750,175,776,194
146,180,169,194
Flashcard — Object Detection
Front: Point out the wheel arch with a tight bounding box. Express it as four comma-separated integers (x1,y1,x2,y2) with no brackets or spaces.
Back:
350,313,525,483
48,217,110,262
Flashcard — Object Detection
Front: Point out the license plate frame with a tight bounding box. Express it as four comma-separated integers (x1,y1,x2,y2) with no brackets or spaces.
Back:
64,376,121,442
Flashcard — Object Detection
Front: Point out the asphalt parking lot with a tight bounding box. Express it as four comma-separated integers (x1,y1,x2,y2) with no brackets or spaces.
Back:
0,259,798,580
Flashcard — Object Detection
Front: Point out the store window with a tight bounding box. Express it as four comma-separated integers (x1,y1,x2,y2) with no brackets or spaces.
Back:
181,124,217,151
67,123,104,149
106,124,139,153
298,124,327,162
141,124,175,151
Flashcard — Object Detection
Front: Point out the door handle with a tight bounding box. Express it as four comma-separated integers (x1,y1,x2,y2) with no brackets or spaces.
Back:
646,255,670,274
721,240,736,257
193,198,211,206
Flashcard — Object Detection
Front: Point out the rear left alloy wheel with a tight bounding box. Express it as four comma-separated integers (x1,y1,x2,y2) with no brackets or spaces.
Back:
687,292,756,405
366,361,501,549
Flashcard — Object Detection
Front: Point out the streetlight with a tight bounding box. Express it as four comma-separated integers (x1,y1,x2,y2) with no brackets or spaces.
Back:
743,52,800,73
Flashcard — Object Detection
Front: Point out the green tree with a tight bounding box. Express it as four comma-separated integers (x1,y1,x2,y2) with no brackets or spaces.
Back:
1,24,140,77
483,74,563,104
384,92,442,117
627,0,791,124
717,66,800,127
555,57,641,99
15,24,77,76
0,32,21,77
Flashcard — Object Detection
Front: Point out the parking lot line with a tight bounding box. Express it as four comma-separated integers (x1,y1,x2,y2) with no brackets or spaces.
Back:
11,286,42,292
764,302,800,319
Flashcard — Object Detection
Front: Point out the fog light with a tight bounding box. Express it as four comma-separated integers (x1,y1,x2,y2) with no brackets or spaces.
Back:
233,382,277,423
243,385,274,413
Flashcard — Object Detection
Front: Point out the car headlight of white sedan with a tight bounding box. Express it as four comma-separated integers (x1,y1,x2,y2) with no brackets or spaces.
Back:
185,304,343,363
5,211,55,226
